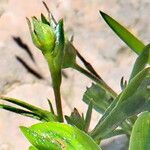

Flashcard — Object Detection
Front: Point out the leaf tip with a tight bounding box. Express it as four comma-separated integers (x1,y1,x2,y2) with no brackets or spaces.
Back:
99,10,107,18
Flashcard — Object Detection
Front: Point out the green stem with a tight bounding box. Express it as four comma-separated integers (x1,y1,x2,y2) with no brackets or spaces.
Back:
54,86,63,122
50,69,64,122
73,63,117,98
45,52,64,122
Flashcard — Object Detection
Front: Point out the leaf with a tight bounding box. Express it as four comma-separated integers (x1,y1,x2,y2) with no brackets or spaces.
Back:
0,104,40,120
62,40,76,68
103,129,126,140
91,67,150,140
20,122,101,150
65,108,85,130
84,101,93,132
129,44,150,81
0,97,57,122
129,111,150,150
29,146,38,150
99,11,149,61
83,83,112,114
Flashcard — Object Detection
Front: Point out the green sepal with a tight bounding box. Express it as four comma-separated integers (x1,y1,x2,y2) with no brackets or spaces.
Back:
41,13,50,25
52,19,65,70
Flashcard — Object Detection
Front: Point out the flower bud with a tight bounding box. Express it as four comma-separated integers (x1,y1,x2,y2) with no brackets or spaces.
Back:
27,15,65,71
27,17,56,55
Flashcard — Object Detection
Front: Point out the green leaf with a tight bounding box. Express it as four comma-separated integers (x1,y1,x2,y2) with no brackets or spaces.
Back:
84,101,93,132
29,146,38,150
103,129,126,140
129,111,150,150
0,104,40,120
0,97,57,122
20,122,101,150
65,108,85,130
83,83,112,114
99,11,149,61
91,67,150,140
62,40,76,68
129,44,150,81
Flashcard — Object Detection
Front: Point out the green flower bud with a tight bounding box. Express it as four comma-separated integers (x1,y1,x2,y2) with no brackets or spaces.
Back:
27,15,65,70
27,17,56,55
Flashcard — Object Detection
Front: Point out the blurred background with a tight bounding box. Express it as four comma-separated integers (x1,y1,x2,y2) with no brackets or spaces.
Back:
0,0,150,149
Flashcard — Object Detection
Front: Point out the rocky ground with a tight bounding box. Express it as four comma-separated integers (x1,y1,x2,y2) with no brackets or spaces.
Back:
0,0,150,149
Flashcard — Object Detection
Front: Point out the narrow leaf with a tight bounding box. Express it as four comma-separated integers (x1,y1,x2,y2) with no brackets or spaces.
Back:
0,104,40,120
103,129,126,140
0,97,57,122
129,44,150,81
29,146,38,150
100,11,147,59
129,111,150,150
84,102,93,132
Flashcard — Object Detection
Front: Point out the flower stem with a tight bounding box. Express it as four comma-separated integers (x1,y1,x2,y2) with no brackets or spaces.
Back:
50,69,64,122
45,53,64,122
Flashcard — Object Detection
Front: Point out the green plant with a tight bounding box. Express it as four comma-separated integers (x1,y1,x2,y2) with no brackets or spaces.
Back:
0,2,150,150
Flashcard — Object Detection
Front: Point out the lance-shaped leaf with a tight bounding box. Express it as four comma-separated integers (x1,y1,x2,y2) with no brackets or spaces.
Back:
0,104,41,120
99,11,150,62
129,44,150,81
103,129,126,140
129,111,150,150
84,101,93,132
0,97,57,122
91,67,150,140
83,83,112,114
20,122,101,150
